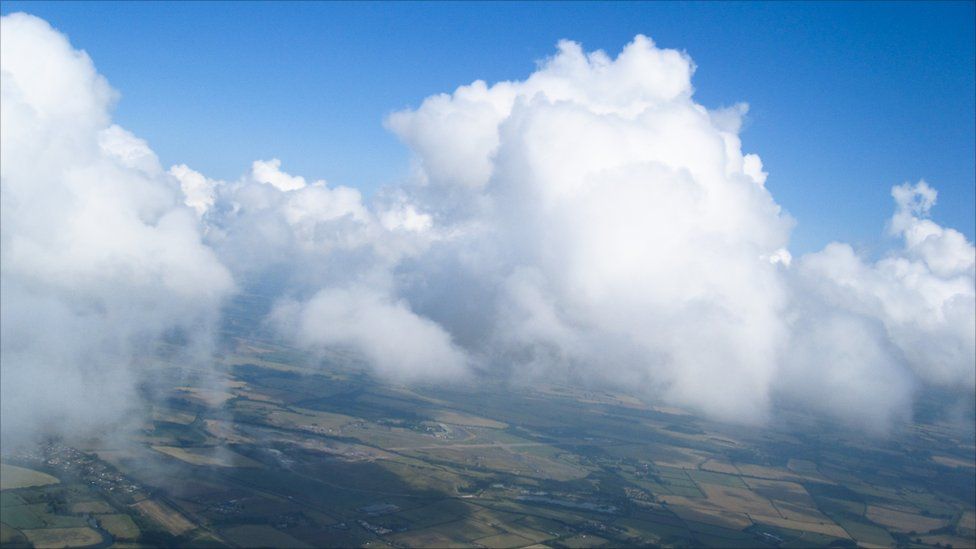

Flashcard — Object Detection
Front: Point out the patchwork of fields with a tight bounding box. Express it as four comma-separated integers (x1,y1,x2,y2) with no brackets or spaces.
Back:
2,305,974,548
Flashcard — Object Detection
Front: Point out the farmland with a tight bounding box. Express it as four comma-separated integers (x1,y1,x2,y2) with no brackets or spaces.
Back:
0,465,59,491
1,297,973,548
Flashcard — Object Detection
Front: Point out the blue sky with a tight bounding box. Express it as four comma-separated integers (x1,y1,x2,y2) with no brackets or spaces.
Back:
3,1,973,255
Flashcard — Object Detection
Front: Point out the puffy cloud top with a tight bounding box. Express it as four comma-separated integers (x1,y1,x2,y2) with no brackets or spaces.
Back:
386,35,696,190
1,13,234,443
386,35,792,422
251,158,313,191
2,16,972,442
796,182,975,394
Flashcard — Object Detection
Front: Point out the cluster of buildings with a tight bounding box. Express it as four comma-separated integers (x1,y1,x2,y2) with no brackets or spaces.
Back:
6,443,141,497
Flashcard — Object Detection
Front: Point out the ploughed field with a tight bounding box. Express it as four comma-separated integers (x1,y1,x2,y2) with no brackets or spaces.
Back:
2,298,974,548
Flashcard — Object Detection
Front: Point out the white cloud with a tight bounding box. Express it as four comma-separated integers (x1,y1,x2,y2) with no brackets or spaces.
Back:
167,155,453,380
387,36,696,191
795,182,975,394
891,180,975,278
379,199,433,233
1,13,234,443
384,36,973,430
271,286,468,382
169,163,217,215
388,35,793,423
3,15,972,440
776,310,915,434
251,158,315,191
98,124,163,176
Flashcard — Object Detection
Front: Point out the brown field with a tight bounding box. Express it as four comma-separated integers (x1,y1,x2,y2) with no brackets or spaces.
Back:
772,500,833,524
698,484,780,517
475,532,536,548
267,408,357,432
234,389,283,404
432,516,504,540
99,514,140,540
657,494,707,507
700,459,740,475
652,447,708,468
151,445,262,468
202,419,254,444
734,463,801,481
865,505,947,533
131,499,195,535
407,445,587,482
959,510,976,530
559,533,609,548
666,502,753,530
751,514,850,538
152,408,197,425
743,478,815,506
22,527,102,548
174,387,235,407
282,435,396,462
433,410,508,429
230,399,282,416
192,533,229,547
69,501,114,514
0,464,59,490
489,523,553,543
220,525,311,548
390,526,474,548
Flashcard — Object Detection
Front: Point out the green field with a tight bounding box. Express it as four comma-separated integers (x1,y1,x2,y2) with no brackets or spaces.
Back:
100,514,140,540
0,331,972,548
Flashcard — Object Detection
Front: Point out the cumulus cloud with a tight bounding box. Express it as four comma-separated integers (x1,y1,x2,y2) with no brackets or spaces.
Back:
271,286,468,382
251,158,313,191
198,171,460,379
387,34,794,422
169,163,216,215
383,35,973,430
167,155,455,382
2,15,972,439
1,13,233,443
794,183,975,385
780,181,974,431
